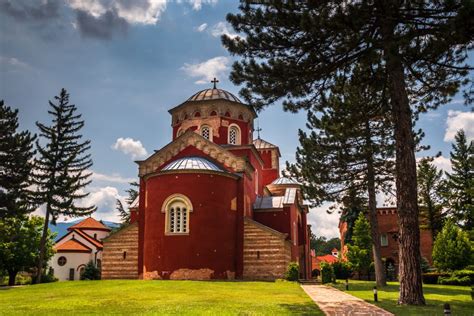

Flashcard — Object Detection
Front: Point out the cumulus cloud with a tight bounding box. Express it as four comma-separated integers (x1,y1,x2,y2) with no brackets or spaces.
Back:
0,0,61,21
195,23,207,32
112,137,148,160
91,170,136,184
75,9,128,39
444,110,474,142
181,56,230,84
210,21,238,39
188,0,217,11
307,203,341,238
431,156,452,173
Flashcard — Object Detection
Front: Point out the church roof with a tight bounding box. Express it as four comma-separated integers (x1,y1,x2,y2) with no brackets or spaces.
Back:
187,88,242,103
271,177,300,185
253,138,277,149
54,239,92,253
162,156,224,172
68,217,111,232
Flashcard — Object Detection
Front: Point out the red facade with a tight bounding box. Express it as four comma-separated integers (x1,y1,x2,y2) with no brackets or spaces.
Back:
132,87,312,280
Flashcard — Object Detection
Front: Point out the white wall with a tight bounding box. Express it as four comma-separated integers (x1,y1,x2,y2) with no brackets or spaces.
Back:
81,229,109,241
50,252,99,281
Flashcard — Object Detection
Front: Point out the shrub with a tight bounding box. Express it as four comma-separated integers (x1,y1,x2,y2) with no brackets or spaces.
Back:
465,265,474,271
452,270,474,284
80,261,101,280
422,272,450,284
438,275,471,286
321,262,335,284
40,267,58,283
332,261,353,279
285,262,299,281
420,257,431,273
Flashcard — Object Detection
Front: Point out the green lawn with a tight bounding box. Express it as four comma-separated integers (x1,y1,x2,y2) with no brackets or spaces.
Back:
332,280,474,316
0,280,323,315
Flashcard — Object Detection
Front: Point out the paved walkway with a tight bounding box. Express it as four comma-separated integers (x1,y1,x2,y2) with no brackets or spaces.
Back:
301,285,394,316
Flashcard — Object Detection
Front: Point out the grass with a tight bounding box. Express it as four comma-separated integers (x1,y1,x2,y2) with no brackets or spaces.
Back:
0,280,323,315
331,279,474,315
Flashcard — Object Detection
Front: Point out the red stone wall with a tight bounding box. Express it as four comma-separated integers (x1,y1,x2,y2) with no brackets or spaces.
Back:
140,172,239,280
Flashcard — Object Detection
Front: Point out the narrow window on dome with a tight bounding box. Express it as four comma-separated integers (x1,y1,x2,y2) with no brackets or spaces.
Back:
201,126,211,140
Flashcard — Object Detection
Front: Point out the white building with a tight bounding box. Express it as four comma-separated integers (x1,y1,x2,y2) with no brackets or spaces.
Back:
50,217,111,281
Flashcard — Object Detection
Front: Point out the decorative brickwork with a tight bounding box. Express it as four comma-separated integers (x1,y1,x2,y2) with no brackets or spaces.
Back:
101,223,138,279
243,218,291,280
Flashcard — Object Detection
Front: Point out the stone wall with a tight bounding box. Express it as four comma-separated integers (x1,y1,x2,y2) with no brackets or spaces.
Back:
101,223,138,279
243,218,291,280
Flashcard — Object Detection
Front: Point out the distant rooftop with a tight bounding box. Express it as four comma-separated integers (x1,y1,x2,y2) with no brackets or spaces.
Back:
68,217,111,232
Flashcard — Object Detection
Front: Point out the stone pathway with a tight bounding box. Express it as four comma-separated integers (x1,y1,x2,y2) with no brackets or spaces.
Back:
301,285,394,316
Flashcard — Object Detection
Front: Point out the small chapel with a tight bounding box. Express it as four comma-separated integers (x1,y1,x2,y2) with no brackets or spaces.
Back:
101,80,312,280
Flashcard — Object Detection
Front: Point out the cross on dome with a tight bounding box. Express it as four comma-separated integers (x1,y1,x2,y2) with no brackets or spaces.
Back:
211,77,219,89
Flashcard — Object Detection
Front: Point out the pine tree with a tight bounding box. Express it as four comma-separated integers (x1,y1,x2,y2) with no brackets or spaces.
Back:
417,158,445,238
224,1,473,304
0,100,36,219
287,64,392,286
445,130,474,229
115,181,138,226
32,89,96,283
339,187,367,246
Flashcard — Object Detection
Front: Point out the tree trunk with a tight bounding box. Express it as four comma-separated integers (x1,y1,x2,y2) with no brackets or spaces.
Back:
8,270,17,286
366,138,387,287
381,6,425,304
35,205,50,284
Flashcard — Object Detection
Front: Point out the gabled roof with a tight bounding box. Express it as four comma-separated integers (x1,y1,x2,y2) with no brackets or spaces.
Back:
74,229,103,249
68,217,111,232
54,239,92,253
253,138,281,156
316,254,338,264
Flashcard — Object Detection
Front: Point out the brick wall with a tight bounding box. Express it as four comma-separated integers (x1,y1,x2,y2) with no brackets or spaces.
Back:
102,223,138,279
243,218,291,280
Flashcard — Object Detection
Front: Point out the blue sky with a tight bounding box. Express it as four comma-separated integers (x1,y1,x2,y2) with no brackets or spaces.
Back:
1,0,472,238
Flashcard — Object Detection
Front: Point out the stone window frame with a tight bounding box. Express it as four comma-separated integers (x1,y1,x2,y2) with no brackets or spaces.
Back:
228,124,241,145
161,194,194,236
200,125,212,141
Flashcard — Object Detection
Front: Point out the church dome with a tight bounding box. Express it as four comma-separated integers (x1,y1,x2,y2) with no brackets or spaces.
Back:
187,88,242,103
162,157,224,172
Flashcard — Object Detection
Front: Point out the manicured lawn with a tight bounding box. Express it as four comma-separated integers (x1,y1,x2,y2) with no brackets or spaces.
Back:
332,280,474,315
0,280,323,315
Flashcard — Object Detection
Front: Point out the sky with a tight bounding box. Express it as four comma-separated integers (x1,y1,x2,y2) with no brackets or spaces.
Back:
1,0,473,238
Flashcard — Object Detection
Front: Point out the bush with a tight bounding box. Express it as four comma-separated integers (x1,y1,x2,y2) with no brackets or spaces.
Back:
420,257,431,273
438,275,471,286
422,272,450,284
452,270,474,284
285,262,299,281
321,262,335,284
80,261,101,280
464,265,474,271
332,261,353,279
40,267,58,283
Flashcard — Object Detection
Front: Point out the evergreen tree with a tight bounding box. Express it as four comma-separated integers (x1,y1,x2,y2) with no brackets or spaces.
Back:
432,219,472,271
0,100,36,219
445,130,474,229
287,64,392,286
115,181,138,226
32,89,96,283
224,1,473,304
417,158,445,238
310,234,340,256
0,216,55,286
347,213,372,278
339,187,367,246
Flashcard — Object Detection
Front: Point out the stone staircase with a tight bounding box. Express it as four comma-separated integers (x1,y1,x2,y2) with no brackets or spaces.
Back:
101,223,139,279
243,217,292,280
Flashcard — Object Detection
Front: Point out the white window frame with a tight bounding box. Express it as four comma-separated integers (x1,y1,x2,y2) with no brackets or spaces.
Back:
228,124,241,145
161,194,193,236
200,125,212,141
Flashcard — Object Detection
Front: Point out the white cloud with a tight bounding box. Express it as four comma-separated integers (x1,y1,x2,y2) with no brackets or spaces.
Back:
181,56,230,84
307,203,341,238
431,156,452,173
91,170,136,184
444,110,474,142
210,21,238,39
195,23,207,32
0,56,30,69
188,0,217,11
68,0,167,25
112,137,148,159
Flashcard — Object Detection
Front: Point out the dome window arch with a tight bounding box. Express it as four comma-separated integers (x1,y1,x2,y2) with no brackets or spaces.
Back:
228,124,241,145
210,110,217,116
200,125,212,141
194,111,201,117
161,194,193,235
224,111,231,117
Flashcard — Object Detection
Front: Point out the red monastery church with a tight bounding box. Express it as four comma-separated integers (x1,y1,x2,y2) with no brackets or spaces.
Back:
102,81,312,280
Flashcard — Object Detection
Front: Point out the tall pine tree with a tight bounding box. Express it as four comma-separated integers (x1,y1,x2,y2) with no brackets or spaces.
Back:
417,158,445,238
32,89,96,283
287,64,393,286
224,1,473,304
116,181,139,227
0,100,36,219
445,130,473,229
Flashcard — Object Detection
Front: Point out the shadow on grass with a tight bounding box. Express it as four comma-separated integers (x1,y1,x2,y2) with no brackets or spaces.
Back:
279,302,324,316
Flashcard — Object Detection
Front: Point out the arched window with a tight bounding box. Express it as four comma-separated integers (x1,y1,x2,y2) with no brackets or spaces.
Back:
228,125,241,145
194,111,201,117
210,111,217,116
162,194,193,235
200,125,212,141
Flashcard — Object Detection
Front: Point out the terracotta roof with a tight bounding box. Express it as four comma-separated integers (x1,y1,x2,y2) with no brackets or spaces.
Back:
68,217,111,231
316,254,338,264
54,239,92,253
73,229,103,249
